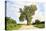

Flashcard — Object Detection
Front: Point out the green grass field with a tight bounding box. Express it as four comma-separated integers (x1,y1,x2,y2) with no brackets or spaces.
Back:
7,24,22,30
33,23,45,28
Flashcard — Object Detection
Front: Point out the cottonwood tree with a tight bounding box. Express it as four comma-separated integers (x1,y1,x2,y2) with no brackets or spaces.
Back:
19,4,37,25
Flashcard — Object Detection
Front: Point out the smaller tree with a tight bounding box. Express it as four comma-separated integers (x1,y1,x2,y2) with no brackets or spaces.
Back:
40,21,45,24
35,19,40,24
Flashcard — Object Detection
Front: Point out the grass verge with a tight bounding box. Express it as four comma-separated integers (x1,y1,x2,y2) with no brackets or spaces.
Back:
33,23,45,28
6,24,22,30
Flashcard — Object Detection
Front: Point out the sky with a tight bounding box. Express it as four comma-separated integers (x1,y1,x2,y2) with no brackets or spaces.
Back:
6,0,46,23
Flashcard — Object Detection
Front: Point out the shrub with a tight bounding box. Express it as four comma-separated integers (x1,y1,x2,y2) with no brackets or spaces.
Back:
35,19,40,24
5,17,17,30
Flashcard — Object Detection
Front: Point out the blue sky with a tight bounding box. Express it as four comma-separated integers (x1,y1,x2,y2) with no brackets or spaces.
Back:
6,0,46,23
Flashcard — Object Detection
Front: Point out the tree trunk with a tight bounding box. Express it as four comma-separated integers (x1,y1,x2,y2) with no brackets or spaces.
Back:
27,20,30,25
26,16,30,25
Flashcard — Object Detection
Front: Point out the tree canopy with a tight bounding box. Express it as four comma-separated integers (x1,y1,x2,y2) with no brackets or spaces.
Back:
19,4,37,25
5,17,16,24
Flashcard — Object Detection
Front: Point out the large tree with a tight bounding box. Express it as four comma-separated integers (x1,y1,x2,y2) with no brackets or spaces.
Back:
19,4,37,25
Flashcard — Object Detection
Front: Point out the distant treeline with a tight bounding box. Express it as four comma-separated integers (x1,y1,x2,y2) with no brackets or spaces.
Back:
32,19,45,25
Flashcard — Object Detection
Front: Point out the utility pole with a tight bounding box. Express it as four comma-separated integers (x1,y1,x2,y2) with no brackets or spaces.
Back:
5,1,7,30
5,1,7,17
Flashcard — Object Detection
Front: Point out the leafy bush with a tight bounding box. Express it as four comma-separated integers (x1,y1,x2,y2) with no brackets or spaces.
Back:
5,17,21,30
35,19,40,24
32,19,40,25
5,17,16,24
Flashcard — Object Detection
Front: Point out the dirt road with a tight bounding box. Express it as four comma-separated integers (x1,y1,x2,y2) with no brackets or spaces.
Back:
19,25,38,30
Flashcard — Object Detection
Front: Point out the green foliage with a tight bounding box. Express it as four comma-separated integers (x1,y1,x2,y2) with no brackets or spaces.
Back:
32,19,45,28
5,17,21,30
7,24,21,30
19,14,26,21
5,17,16,24
35,19,40,24
34,23,45,28
19,4,37,25
19,8,23,13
